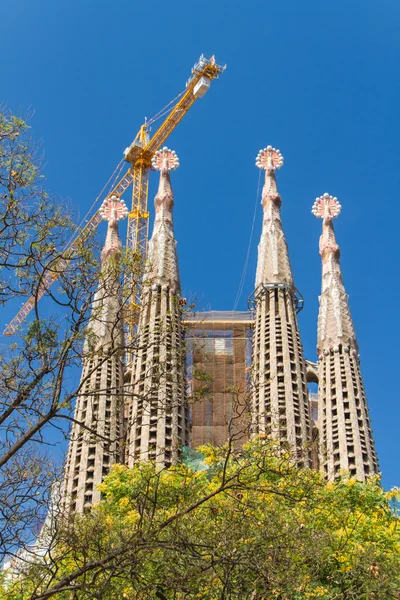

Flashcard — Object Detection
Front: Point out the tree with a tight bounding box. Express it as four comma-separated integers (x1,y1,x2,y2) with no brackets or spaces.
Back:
2,438,399,599
0,108,202,562
1,108,399,600
0,108,131,560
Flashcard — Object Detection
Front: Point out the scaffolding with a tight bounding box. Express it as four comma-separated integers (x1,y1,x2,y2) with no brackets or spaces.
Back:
185,311,253,448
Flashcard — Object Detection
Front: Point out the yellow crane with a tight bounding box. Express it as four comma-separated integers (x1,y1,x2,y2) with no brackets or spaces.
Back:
4,55,225,337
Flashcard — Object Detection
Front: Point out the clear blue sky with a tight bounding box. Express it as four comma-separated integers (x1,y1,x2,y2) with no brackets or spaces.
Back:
2,0,399,488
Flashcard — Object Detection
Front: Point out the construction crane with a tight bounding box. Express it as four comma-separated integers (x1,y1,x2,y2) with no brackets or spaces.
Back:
4,55,226,337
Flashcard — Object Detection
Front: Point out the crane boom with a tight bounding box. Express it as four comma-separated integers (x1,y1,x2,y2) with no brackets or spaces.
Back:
3,55,225,336
3,211,103,335
124,55,225,345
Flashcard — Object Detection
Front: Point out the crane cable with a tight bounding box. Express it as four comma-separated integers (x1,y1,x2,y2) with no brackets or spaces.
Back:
66,86,187,252
232,169,262,310
65,85,186,253
146,89,186,127
78,158,125,230
62,159,125,252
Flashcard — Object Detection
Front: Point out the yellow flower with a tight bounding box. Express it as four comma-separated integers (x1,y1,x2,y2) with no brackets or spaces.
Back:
305,586,328,598
340,563,352,573
387,488,400,501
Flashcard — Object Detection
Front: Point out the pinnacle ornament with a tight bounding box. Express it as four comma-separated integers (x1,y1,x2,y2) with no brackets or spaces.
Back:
312,193,341,219
151,147,180,171
255,146,284,171
99,195,128,221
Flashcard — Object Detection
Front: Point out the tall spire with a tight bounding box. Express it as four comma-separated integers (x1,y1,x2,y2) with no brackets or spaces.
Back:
313,194,378,480
312,193,356,353
255,146,293,289
251,147,311,465
144,147,180,293
127,148,189,468
99,196,127,263
62,196,127,513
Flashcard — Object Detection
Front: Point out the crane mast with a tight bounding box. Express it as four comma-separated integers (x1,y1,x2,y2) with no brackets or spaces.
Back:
3,55,225,337
124,55,225,344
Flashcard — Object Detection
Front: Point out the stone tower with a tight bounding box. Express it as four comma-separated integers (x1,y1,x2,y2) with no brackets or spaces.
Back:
251,146,311,466
312,193,378,480
62,196,128,513
127,148,189,468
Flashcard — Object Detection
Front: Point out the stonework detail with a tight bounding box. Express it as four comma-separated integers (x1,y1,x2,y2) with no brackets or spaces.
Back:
251,147,311,465
127,149,189,468
313,194,378,480
255,147,293,288
62,197,127,513
60,150,382,516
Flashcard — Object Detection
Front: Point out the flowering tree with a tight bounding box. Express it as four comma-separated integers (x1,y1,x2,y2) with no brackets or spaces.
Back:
0,109,125,560
2,438,399,599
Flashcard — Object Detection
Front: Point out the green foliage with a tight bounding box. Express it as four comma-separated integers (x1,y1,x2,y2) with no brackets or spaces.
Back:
3,439,399,599
0,107,146,564
0,108,106,561
0,110,72,302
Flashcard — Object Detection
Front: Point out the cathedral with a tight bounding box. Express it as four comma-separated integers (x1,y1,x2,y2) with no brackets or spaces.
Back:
62,145,378,514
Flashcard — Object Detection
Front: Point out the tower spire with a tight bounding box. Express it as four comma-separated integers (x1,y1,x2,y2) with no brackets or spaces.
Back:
62,196,128,513
313,194,378,480
312,193,356,353
99,195,127,263
251,147,311,464
144,147,180,293
127,148,189,468
254,146,292,288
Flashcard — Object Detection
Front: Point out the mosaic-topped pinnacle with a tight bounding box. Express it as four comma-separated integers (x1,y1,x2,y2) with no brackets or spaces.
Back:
99,195,128,222
100,196,127,263
312,193,342,219
151,147,180,172
146,146,180,294
315,190,358,356
254,143,294,288
255,146,284,171
251,141,310,459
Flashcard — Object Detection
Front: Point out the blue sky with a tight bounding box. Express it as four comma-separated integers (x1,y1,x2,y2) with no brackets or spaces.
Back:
2,0,399,488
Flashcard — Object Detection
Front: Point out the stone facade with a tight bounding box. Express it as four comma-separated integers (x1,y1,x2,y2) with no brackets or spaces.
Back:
251,147,311,466
312,194,378,480
62,153,382,516
126,149,189,468
62,197,127,513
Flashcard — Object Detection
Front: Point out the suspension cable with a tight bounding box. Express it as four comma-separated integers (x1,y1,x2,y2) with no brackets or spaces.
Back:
232,169,262,310
65,86,187,251
64,86,189,251
62,159,125,251
146,89,186,127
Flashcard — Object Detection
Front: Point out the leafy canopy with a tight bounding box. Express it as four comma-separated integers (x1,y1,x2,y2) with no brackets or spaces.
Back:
3,438,399,599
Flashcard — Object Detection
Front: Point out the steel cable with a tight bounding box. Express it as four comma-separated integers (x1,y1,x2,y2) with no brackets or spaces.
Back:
233,169,262,310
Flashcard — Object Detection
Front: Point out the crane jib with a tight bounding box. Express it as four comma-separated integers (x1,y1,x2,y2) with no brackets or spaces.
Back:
3,54,226,336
